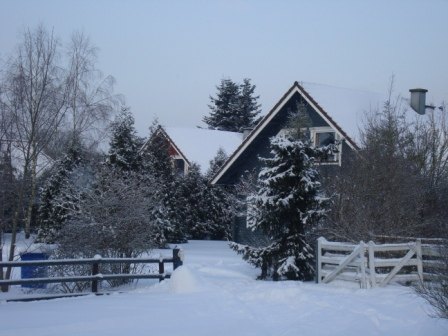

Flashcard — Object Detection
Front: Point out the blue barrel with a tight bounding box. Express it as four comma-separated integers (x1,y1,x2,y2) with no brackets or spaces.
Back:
20,252,49,289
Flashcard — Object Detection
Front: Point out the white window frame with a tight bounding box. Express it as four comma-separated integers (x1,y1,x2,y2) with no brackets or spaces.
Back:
309,127,341,166
277,126,342,166
172,155,189,176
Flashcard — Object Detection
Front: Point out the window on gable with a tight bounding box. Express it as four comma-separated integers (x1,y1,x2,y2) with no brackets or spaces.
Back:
313,129,340,164
277,127,341,164
174,159,185,176
315,131,335,147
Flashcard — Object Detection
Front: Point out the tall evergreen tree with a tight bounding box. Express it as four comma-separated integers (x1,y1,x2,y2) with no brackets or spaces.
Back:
140,120,179,242
232,135,332,280
37,138,87,243
239,78,262,128
168,164,232,241
0,143,17,233
203,78,261,132
108,107,143,172
141,120,174,182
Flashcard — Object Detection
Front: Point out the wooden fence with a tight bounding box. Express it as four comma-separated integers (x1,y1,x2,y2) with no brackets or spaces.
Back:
316,237,442,288
0,248,183,295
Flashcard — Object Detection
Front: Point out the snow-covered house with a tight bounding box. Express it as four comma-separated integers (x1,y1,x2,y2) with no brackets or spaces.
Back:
210,81,436,243
210,81,382,187
143,126,243,176
210,81,439,186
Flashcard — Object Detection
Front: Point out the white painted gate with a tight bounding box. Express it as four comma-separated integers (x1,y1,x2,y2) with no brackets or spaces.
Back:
317,237,425,288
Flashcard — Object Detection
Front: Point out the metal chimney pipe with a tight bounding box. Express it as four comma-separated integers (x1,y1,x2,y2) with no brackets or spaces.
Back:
409,88,428,115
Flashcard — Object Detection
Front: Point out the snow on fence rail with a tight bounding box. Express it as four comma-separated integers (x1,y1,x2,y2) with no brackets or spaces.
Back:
316,237,443,288
0,248,183,295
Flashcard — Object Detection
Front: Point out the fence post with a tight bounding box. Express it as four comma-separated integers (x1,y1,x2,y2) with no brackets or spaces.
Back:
173,248,183,270
359,241,367,289
416,239,423,283
91,255,101,293
0,233,7,292
368,241,376,287
158,254,165,282
316,237,323,284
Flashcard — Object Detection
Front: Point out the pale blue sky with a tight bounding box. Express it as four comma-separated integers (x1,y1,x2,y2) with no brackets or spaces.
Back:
1,0,447,135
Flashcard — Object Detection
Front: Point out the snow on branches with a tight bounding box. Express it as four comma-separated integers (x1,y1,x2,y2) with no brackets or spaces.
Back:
232,134,333,280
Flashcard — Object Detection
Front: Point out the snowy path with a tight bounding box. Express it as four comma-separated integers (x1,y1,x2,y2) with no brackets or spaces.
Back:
1,240,447,336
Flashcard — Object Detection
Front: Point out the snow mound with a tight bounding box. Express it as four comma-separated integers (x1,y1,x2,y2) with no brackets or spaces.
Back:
169,266,198,293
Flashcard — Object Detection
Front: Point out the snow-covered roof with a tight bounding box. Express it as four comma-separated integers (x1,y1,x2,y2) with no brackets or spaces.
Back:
211,81,442,185
300,82,385,144
300,82,446,144
164,127,243,174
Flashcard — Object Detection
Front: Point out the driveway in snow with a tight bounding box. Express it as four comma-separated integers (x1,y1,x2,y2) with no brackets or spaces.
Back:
1,240,447,336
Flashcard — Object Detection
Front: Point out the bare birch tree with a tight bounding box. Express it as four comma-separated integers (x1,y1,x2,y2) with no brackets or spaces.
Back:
63,31,119,150
1,26,67,289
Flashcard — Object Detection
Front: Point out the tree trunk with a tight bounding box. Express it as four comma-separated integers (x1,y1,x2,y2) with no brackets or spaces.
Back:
24,150,38,239
3,173,28,292
0,231,6,292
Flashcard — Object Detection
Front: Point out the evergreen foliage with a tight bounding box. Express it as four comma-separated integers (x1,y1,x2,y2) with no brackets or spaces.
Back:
239,78,262,128
37,139,88,243
140,120,178,242
232,135,333,280
206,147,228,179
108,107,143,172
141,120,174,183
0,144,16,232
203,78,261,132
165,164,232,241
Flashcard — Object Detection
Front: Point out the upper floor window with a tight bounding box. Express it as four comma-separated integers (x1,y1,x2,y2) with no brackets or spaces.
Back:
311,128,340,164
174,158,186,176
277,127,341,165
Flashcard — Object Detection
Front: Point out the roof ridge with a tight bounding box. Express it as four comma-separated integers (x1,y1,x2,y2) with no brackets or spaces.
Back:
299,80,383,96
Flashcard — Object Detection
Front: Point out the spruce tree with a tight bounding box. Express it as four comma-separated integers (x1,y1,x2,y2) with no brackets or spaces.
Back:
37,138,85,243
203,78,261,132
140,120,179,242
206,148,228,179
108,107,143,172
169,164,204,241
141,120,174,183
232,135,331,280
239,78,261,128
168,164,232,240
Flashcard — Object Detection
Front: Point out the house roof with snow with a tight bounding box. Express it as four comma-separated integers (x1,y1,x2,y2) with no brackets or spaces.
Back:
147,127,243,175
211,81,441,185
299,82,385,145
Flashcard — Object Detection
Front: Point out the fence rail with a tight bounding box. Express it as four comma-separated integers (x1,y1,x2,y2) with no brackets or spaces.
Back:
0,248,183,294
317,237,442,288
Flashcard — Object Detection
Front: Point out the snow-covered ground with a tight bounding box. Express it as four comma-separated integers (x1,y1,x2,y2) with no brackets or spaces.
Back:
1,240,447,336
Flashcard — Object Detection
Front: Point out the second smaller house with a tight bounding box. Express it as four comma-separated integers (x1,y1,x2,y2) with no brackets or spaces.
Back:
147,126,243,176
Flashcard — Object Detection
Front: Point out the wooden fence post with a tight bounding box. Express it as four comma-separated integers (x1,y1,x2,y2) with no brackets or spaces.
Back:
173,248,183,270
416,239,423,282
368,241,376,287
158,254,165,282
0,233,7,292
359,241,367,289
91,255,101,293
316,237,323,284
